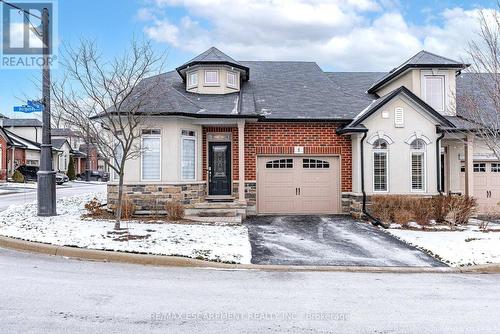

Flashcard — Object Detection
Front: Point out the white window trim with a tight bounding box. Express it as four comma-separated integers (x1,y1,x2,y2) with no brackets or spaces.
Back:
373,148,389,193
187,71,198,88
421,73,446,112
226,71,237,88
140,133,162,182
180,130,197,181
410,151,427,192
204,69,220,86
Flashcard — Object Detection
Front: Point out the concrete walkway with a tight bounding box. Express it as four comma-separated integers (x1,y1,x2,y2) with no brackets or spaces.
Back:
246,215,445,267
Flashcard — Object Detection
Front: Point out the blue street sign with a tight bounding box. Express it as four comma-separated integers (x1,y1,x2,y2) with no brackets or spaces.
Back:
13,100,44,113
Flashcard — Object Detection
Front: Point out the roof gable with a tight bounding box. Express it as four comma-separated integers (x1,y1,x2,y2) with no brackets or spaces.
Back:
367,51,468,94
347,86,454,128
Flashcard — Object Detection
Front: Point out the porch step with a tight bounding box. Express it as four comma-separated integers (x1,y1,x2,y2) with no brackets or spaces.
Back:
184,215,242,225
205,195,235,202
192,201,247,209
184,208,246,218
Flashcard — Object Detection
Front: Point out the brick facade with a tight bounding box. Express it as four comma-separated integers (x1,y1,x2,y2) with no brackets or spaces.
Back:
244,122,352,192
7,147,26,175
0,134,7,181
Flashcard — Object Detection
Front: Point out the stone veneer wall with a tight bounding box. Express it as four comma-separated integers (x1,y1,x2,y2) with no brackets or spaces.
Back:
107,183,206,212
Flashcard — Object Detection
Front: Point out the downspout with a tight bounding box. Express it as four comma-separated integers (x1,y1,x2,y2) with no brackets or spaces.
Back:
436,131,445,195
360,131,383,227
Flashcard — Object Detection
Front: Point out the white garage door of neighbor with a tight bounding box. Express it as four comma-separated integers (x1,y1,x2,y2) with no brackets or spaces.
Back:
257,156,340,214
460,162,500,212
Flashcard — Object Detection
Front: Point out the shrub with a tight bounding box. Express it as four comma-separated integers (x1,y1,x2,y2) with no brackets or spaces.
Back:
11,170,24,183
67,157,76,181
120,196,135,219
165,201,185,221
393,209,414,226
433,195,453,223
84,197,104,216
370,195,397,223
410,198,434,225
449,196,477,225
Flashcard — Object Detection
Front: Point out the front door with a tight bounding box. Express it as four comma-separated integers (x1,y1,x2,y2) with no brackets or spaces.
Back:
208,142,231,195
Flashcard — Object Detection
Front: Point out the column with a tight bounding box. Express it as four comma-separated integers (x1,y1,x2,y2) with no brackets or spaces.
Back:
237,120,246,203
464,135,474,196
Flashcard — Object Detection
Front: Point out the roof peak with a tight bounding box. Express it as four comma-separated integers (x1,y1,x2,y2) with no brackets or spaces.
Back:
176,46,250,80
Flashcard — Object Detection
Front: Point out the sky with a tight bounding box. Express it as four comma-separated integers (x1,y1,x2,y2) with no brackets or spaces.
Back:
0,0,498,119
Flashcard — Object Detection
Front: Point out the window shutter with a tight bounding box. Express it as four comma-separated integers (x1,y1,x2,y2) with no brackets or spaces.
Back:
394,107,404,127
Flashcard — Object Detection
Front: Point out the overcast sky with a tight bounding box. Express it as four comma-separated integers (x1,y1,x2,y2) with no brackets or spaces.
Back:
0,0,498,118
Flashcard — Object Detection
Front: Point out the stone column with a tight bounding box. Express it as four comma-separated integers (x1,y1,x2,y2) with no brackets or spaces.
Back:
464,135,474,196
237,120,246,203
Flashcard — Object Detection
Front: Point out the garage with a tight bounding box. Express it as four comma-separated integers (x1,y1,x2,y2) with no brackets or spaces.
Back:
257,156,340,214
461,162,500,212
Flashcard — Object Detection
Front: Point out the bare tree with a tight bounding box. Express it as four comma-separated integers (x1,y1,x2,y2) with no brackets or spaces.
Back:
459,6,500,159
52,39,165,229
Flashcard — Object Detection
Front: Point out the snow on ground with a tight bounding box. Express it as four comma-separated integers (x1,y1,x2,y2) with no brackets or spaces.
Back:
386,221,500,266
0,192,251,264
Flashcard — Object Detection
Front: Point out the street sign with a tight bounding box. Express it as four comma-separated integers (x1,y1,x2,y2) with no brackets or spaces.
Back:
13,100,44,113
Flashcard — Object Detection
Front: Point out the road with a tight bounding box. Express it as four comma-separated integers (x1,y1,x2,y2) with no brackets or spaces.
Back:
0,248,499,334
0,182,106,212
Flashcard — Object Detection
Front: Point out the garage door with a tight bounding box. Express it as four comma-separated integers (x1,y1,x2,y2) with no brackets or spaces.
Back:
257,156,340,214
461,162,500,212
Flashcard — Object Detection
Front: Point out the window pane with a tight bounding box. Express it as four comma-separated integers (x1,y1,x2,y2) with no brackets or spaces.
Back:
425,76,444,111
227,72,236,87
182,138,196,180
473,163,486,172
492,163,500,172
412,152,424,190
142,137,160,180
373,152,387,191
205,70,219,84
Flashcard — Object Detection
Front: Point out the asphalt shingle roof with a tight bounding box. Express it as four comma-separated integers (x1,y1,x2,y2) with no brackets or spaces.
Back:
51,138,68,149
368,51,467,93
2,118,42,127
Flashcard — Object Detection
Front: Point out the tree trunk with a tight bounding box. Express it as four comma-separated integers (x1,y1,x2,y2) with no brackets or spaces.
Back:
114,171,124,230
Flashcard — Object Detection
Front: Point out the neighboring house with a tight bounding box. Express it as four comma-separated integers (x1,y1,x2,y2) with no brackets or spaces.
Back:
0,118,42,143
52,128,87,175
2,128,61,175
52,138,72,172
102,47,498,216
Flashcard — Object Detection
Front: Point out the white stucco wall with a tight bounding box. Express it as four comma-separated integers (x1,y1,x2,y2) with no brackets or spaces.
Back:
375,69,457,116
119,117,204,184
361,96,440,195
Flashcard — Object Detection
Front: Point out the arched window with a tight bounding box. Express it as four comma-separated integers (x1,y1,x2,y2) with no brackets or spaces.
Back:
373,139,388,192
410,139,426,191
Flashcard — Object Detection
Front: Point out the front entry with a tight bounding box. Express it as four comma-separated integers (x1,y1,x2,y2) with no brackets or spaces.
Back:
208,142,232,195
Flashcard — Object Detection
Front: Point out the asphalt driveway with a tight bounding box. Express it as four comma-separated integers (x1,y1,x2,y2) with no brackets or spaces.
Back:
245,215,445,267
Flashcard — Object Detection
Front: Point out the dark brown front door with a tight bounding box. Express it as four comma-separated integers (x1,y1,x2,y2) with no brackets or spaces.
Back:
208,142,231,195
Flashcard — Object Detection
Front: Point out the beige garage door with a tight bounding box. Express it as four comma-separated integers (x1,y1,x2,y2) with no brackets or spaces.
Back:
461,162,500,212
257,156,340,214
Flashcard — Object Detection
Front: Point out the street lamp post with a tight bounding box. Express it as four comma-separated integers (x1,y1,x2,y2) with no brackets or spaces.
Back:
0,1,56,216
37,7,56,216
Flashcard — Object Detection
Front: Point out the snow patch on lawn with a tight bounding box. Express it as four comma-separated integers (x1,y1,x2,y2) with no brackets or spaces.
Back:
0,192,251,264
386,222,500,266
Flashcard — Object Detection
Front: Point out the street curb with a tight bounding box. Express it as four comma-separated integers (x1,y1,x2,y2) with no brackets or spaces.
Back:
1,235,498,273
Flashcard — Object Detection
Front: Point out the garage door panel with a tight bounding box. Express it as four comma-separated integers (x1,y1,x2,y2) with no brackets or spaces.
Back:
257,156,340,214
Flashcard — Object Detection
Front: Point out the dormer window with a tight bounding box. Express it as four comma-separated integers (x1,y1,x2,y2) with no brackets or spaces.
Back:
204,70,219,85
423,75,445,112
187,72,198,88
227,71,237,88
